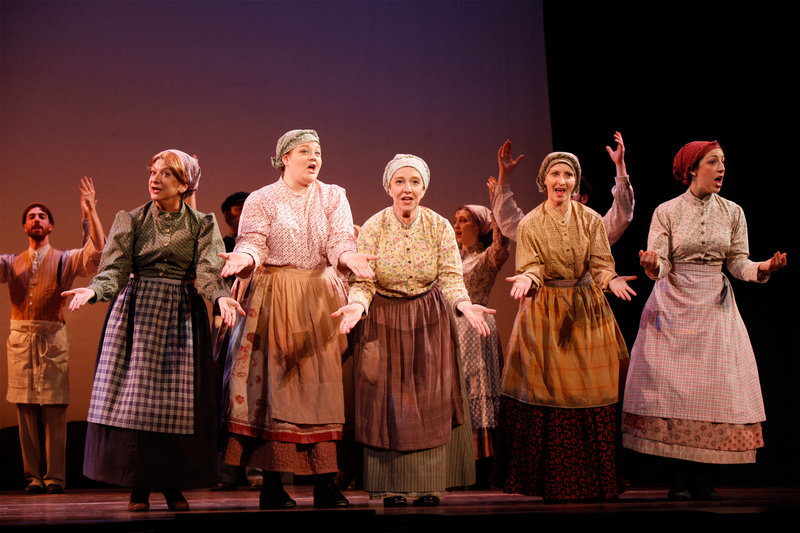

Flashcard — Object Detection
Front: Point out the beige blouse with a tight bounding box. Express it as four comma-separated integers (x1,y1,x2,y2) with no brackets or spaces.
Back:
516,200,617,289
348,206,470,313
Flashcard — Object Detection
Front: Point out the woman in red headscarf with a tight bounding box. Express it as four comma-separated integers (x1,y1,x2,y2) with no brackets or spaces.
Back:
622,141,787,500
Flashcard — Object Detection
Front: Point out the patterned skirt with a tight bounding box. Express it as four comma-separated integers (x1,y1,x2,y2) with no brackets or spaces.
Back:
456,313,502,431
83,277,216,488
222,266,347,475
352,287,475,497
494,396,627,501
622,263,765,463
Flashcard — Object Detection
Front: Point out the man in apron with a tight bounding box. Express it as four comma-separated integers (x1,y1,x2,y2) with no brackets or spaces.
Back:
1,177,105,494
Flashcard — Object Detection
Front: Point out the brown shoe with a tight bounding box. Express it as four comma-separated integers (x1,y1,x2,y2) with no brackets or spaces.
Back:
128,488,150,512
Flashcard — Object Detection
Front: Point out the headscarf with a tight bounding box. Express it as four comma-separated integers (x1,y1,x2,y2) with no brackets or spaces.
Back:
164,149,201,199
382,154,430,193
271,129,320,171
536,151,582,196
672,140,720,185
461,205,493,236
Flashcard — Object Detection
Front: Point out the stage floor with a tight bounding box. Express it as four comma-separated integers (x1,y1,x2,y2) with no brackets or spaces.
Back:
1,485,798,533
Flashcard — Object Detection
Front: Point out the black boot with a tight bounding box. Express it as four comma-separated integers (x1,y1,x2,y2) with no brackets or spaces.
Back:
313,473,349,508
687,462,720,500
667,459,690,501
259,471,296,509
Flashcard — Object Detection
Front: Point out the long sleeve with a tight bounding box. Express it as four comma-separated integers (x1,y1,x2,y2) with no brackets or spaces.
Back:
602,175,634,246
515,214,544,289
194,213,230,303
486,222,510,272
491,184,525,242
724,203,765,283
88,210,136,302
347,214,380,314
435,220,470,310
645,203,674,280
324,187,358,270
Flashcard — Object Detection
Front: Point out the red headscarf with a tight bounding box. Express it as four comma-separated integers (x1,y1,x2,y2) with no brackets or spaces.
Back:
672,140,720,185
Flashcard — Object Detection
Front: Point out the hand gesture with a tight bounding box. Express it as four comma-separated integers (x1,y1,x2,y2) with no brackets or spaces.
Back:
217,297,246,327
456,301,497,337
331,302,365,335
487,176,498,204
79,176,98,217
758,251,787,272
498,140,524,180
506,274,533,300
219,252,255,278
608,275,637,301
341,251,378,279
606,131,627,176
61,287,96,311
638,250,659,278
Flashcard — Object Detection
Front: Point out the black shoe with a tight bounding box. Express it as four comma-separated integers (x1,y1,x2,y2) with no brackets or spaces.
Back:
667,486,690,500
413,495,440,507
313,482,349,508
688,479,720,501
383,496,407,507
162,489,190,511
24,483,45,495
260,486,297,509
45,484,64,494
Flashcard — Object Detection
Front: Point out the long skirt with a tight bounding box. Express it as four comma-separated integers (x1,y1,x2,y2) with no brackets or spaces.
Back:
222,266,347,475
494,396,627,501
83,278,216,489
352,288,475,498
456,313,502,459
622,263,765,464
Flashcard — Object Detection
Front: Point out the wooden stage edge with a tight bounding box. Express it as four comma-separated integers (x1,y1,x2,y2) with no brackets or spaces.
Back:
1,485,798,533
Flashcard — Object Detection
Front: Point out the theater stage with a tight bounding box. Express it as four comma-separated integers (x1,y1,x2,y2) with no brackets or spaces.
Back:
1,485,797,533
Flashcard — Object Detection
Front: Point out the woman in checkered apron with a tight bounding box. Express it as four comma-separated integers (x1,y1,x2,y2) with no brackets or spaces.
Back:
217,130,376,510
63,150,245,511
452,204,509,489
621,141,787,500
332,154,496,507
494,150,638,502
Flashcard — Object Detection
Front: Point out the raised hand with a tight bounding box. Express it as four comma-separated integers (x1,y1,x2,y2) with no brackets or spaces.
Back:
498,140,524,183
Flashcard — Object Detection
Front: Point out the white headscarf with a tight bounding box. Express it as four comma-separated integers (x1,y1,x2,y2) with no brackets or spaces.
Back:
382,154,430,193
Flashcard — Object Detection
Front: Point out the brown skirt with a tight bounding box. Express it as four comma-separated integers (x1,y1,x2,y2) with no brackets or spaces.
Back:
352,286,466,452
221,266,347,474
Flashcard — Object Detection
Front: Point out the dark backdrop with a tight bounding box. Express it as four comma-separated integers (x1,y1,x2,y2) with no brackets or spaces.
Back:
542,0,799,486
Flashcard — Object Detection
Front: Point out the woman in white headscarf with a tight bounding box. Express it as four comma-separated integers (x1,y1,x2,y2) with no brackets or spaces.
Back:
452,204,509,489
64,149,244,511
333,154,494,507
218,130,375,510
